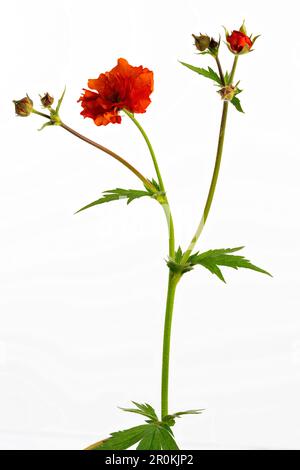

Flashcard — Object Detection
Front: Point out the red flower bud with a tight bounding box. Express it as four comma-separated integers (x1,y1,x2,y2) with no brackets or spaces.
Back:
40,92,54,108
226,30,253,54
225,22,259,55
13,95,33,117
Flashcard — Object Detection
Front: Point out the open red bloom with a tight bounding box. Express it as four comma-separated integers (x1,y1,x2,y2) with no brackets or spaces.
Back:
226,30,253,54
79,58,154,126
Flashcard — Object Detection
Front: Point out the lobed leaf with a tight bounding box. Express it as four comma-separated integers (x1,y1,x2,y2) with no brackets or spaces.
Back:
89,424,149,450
189,246,271,282
89,423,179,451
120,401,158,422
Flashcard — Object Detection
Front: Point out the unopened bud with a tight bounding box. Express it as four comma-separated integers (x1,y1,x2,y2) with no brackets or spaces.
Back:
13,95,33,117
192,34,211,52
40,92,54,108
218,85,236,101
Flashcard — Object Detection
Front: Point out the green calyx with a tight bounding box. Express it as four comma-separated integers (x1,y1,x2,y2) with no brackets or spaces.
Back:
37,87,66,130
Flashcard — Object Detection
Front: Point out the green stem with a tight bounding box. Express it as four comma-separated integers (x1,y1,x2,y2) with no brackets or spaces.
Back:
181,100,229,264
123,109,165,193
123,109,178,419
123,109,175,258
215,56,225,85
161,272,179,419
181,55,238,265
229,55,239,83
59,122,156,192
32,109,51,119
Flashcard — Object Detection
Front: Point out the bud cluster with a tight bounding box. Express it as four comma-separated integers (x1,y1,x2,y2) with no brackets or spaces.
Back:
192,34,220,56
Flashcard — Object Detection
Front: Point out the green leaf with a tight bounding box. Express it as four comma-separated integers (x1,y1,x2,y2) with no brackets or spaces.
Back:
163,408,204,426
224,71,230,85
231,95,244,113
168,409,204,419
159,427,180,450
55,86,66,114
75,188,151,214
179,61,222,85
120,401,158,422
91,424,149,450
89,423,179,451
136,425,162,450
189,246,272,283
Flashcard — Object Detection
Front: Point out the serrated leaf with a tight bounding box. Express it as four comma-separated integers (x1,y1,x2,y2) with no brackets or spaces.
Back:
190,246,271,282
159,427,180,450
87,422,179,451
75,188,151,214
163,408,204,426
120,401,158,422
136,425,161,450
179,61,222,85
169,409,204,418
90,424,149,450
231,95,244,113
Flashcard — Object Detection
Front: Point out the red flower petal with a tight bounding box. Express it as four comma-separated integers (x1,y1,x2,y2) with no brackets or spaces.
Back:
79,58,154,126
227,30,253,53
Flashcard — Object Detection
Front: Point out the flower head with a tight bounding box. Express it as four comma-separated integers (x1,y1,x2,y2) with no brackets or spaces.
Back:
13,94,33,116
79,58,154,126
225,22,259,55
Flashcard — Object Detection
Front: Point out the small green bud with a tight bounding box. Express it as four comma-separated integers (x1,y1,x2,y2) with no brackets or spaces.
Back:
13,94,33,117
192,34,211,52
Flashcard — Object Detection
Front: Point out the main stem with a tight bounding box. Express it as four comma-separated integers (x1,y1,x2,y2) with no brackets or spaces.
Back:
161,272,179,419
123,110,178,418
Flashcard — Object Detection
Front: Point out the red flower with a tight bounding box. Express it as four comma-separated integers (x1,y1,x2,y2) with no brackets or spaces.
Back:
226,30,253,54
79,58,154,126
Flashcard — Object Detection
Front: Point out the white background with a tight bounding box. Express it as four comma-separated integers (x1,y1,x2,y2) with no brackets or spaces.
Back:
1,0,299,450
